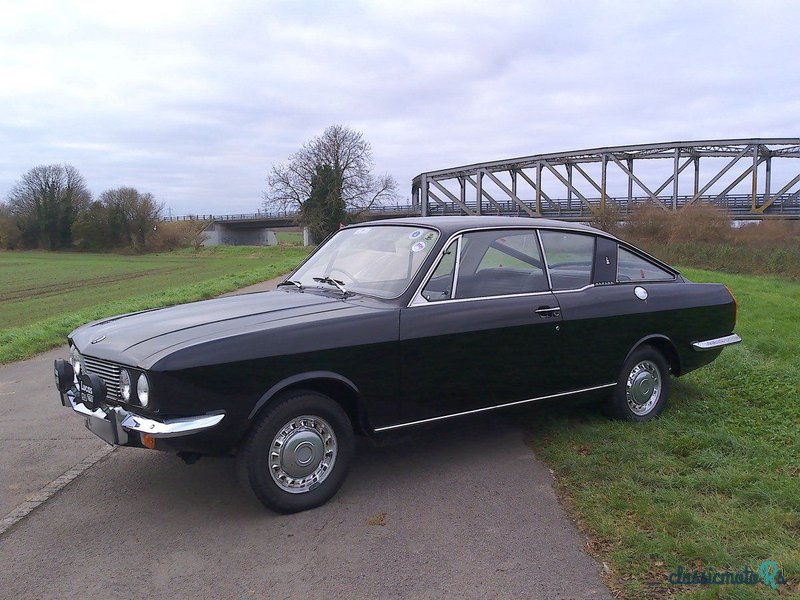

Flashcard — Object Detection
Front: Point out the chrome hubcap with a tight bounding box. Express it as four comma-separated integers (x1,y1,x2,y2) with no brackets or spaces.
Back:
626,360,661,416
269,415,337,494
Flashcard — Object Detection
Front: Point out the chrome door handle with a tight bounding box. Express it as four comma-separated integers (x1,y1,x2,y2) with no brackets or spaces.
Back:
535,306,560,317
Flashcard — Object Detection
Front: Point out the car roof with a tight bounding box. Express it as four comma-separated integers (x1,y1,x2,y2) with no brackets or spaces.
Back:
353,216,615,239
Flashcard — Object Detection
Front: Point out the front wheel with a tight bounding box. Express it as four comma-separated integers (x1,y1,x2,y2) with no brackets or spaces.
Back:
607,345,671,421
238,390,354,513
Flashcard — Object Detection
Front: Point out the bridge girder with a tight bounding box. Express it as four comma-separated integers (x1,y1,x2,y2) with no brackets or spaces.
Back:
411,138,800,220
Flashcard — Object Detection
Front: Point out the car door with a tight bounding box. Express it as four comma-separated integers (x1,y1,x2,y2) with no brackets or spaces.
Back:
397,229,563,425
539,231,678,389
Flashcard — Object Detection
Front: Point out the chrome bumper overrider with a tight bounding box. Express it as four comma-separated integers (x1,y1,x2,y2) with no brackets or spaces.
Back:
65,390,225,443
691,333,742,351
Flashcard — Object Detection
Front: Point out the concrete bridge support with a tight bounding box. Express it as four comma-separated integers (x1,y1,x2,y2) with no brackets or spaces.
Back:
201,222,278,246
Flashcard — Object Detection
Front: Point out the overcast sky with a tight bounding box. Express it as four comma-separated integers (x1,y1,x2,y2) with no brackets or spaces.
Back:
1,0,798,215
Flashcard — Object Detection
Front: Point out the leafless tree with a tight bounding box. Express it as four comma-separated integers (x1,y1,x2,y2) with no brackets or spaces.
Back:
6,164,91,249
99,187,164,251
0,201,22,249
264,124,397,215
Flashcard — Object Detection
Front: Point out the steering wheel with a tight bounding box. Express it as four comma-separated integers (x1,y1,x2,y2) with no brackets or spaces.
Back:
329,267,360,284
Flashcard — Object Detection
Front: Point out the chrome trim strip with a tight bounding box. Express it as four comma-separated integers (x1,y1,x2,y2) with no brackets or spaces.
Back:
450,235,464,299
536,229,554,290
408,280,595,308
67,392,225,439
373,383,616,432
692,333,742,351
553,282,596,294
411,289,554,307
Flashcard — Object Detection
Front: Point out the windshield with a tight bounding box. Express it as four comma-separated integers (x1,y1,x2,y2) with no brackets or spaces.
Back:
291,225,441,298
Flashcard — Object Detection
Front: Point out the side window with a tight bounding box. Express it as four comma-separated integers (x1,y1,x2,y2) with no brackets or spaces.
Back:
539,231,595,291
421,239,459,301
617,247,674,281
455,230,549,299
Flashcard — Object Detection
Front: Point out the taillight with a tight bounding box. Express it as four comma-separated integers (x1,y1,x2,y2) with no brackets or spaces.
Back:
724,285,737,325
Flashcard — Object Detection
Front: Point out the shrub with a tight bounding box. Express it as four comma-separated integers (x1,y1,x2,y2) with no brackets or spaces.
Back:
624,205,673,243
147,220,210,252
619,205,800,279
667,204,731,244
589,205,622,235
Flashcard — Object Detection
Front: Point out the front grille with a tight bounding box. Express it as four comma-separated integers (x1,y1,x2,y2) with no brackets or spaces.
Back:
83,355,121,402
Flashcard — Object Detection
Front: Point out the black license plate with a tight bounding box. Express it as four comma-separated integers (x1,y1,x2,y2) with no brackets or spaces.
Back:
85,413,118,445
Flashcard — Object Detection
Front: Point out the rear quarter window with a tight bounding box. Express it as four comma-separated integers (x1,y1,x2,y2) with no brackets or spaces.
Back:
617,247,674,281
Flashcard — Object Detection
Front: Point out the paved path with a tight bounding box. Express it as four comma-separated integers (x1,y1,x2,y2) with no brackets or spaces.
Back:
0,275,287,517
0,275,611,600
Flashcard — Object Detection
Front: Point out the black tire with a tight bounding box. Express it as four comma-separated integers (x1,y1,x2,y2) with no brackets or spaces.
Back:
237,390,354,513
607,345,671,421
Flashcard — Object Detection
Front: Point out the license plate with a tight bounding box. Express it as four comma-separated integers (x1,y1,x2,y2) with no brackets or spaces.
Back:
85,413,118,445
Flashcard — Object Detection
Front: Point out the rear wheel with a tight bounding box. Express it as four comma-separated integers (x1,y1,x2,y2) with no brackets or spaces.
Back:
607,345,671,421
238,390,354,513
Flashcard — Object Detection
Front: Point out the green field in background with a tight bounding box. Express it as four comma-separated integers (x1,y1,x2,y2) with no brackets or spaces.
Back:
0,246,311,363
275,230,304,245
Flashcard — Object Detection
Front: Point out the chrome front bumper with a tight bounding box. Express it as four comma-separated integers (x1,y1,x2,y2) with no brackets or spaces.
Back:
692,333,742,351
64,389,225,445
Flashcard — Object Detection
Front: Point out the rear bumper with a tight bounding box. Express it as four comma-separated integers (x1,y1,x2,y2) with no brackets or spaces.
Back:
691,333,742,351
63,389,225,445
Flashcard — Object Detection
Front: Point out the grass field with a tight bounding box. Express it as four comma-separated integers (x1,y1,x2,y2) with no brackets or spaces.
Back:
0,246,311,363
528,267,799,599
274,230,304,245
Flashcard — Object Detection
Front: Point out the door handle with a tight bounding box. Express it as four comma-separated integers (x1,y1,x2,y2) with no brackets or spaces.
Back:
535,306,561,317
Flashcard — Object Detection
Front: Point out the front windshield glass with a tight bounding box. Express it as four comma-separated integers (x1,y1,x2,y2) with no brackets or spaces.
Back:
291,225,440,298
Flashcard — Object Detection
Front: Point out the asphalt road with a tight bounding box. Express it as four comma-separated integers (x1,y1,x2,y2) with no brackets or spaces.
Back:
0,277,611,600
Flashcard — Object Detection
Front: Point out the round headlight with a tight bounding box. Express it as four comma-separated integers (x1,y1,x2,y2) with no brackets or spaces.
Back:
137,373,150,408
70,347,83,381
119,369,132,402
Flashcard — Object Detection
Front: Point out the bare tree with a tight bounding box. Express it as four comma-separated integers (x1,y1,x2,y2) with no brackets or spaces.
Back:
6,164,91,249
0,201,22,249
100,187,164,251
264,124,397,215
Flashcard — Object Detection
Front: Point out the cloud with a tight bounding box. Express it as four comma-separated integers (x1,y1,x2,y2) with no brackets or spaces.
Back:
1,0,798,213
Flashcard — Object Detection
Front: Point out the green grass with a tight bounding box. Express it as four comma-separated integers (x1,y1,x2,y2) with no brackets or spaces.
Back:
0,246,311,363
275,230,304,246
528,267,799,598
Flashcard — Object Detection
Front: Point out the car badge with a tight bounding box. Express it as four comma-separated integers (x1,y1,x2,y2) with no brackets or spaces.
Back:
91,335,106,344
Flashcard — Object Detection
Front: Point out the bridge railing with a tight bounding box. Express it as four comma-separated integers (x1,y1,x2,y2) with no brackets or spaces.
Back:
162,194,800,224
161,205,420,223
423,193,800,218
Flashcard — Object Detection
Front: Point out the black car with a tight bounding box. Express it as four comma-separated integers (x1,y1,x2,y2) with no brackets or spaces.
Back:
54,217,741,512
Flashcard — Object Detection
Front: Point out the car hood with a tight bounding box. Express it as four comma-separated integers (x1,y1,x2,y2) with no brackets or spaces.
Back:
70,290,349,366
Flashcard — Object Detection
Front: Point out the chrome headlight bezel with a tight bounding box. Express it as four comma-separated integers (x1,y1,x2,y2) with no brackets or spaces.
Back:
119,369,132,402
69,346,83,382
137,373,150,408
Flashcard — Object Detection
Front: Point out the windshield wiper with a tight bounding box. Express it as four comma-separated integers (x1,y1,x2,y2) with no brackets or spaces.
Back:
277,280,304,290
312,276,350,296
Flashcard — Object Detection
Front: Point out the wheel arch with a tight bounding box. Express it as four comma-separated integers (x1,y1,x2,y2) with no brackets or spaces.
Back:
248,371,369,435
624,334,682,376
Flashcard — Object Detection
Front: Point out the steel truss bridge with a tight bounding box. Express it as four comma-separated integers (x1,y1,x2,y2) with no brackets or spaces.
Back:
411,139,800,220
